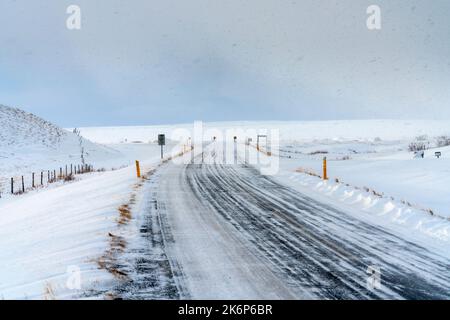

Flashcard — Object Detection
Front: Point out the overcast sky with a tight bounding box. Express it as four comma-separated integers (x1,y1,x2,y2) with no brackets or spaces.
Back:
0,0,449,127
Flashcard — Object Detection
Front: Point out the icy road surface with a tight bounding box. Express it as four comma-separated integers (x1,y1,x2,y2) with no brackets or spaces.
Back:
126,151,450,299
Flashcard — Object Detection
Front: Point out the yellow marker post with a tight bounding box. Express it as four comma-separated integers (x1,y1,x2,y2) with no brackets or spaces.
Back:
135,160,141,178
323,157,328,180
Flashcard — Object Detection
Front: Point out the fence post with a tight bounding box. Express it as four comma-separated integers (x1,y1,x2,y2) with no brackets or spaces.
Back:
21,176,25,193
11,177,13,194
323,157,328,180
41,171,44,185
32,172,35,188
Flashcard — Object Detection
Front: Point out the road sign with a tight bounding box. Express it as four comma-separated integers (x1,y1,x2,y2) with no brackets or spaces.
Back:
158,134,166,146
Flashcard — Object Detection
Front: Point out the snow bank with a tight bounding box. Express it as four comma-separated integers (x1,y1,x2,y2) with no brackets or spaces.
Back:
278,143,450,218
278,171,450,244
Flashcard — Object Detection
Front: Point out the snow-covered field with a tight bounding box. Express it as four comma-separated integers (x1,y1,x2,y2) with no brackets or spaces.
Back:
278,141,450,218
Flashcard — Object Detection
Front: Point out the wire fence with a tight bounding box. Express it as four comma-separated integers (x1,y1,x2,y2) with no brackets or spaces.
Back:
0,164,94,198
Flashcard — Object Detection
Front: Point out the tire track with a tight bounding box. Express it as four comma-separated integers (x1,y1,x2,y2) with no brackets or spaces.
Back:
184,160,450,299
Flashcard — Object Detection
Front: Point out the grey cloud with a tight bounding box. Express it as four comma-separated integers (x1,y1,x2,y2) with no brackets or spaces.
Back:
0,0,449,126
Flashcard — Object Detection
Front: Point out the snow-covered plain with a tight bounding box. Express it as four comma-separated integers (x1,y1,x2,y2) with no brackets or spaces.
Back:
78,119,450,143
278,142,450,218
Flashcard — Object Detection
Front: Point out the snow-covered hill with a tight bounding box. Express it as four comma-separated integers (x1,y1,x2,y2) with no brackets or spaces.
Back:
0,105,67,150
0,105,121,183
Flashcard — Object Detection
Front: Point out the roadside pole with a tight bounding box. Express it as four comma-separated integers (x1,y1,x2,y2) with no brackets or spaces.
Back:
323,157,328,180
135,160,141,178
234,136,238,164
158,134,166,160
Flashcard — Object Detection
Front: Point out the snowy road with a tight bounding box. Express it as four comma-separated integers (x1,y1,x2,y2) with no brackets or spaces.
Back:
128,150,450,300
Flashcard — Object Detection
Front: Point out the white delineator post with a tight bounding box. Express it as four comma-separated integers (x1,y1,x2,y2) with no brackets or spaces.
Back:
193,121,203,164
